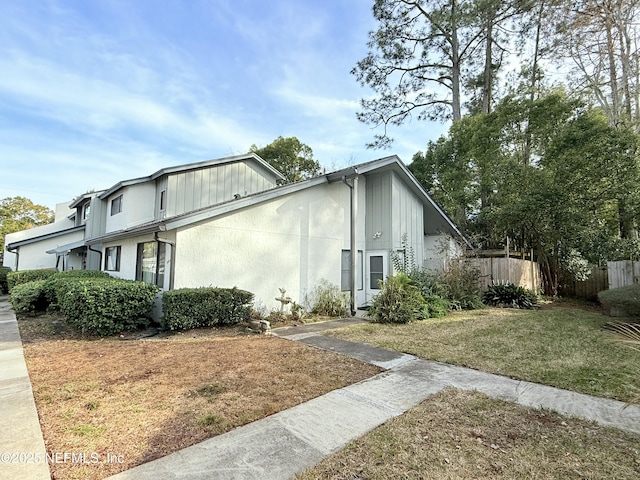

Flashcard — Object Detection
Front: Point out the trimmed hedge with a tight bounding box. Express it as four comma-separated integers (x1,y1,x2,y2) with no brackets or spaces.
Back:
162,287,254,331
60,279,159,336
0,266,11,294
7,269,57,291
45,270,112,309
598,284,640,317
9,280,49,314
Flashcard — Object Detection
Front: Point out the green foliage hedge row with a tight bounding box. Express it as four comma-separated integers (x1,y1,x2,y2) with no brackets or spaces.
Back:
598,284,640,317
9,280,50,314
0,266,11,294
7,269,57,290
60,279,158,335
162,287,254,330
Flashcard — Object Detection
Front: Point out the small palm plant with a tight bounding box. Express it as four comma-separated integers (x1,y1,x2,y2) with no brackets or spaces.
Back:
605,321,640,406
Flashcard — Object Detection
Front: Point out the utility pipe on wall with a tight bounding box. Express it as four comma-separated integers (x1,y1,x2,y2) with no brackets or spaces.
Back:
342,172,358,315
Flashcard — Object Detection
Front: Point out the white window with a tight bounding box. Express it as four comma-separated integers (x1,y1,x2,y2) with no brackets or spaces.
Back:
341,250,363,291
110,195,123,216
104,246,121,271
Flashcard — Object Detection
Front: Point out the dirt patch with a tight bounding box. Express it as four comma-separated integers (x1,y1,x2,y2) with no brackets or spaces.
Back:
19,315,381,480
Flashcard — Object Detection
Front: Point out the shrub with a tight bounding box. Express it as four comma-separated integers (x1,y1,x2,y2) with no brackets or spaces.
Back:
44,270,112,309
424,294,449,318
60,279,158,335
9,280,50,314
0,266,11,294
369,273,427,324
598,284,640,317
162,287,254,331
310,280,350,317
7,269,57,290
438,260,483,310
482,282,538,309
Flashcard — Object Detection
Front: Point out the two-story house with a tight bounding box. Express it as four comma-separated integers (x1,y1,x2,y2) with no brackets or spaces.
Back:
4,153,467,311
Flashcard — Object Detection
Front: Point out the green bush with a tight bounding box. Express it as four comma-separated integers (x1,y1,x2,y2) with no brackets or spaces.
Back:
482,282,538,309
369,274,428,324
9,280,50,314
310,280,350,317
7,269,57,290
162,287,254,331
424,294,449,318
60,279,158,336
0,266,11,294
44,270,112,309
598,284,640,317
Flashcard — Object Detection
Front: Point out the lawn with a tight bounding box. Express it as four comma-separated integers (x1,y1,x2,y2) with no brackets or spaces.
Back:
297,388,640,480
18,314,381,480
325,306,640,403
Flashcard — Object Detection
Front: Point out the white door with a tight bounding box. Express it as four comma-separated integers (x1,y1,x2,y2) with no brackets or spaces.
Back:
366,251,388,304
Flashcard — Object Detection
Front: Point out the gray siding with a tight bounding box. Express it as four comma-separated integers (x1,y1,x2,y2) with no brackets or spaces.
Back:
165,161,278,217
391,171,424,266
365,172,392,251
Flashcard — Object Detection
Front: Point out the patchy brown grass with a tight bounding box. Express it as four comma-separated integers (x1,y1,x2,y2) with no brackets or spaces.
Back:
19,314,381,480
297,388,640,480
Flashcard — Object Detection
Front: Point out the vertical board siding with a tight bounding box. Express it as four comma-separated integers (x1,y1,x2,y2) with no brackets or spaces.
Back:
165,160,278,217
365,173,392,251
391,172,424,267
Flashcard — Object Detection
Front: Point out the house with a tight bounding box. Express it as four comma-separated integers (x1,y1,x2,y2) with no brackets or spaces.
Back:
3,153,467,312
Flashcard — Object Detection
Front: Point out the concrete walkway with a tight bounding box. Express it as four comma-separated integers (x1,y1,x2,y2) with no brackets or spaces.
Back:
107,318,640,480
0,295,50,480
2,301,638,480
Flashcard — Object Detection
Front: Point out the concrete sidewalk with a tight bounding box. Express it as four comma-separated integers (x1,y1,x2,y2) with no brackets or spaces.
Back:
107,318,640,480
0,295,50,480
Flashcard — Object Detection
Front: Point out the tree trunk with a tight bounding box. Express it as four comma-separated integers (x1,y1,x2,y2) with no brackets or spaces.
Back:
451,0,462,121
482,8,495,115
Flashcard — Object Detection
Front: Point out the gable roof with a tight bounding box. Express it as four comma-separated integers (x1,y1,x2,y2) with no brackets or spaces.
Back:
98,153,286,200
86,156,469,247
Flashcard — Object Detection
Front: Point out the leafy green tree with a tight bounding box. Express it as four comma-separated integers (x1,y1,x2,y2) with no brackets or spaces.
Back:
411,91,640,294
0,196,54,256
249,136,321,184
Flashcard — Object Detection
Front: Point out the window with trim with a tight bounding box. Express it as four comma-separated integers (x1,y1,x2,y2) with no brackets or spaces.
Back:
159,190,166,211
110,194,123,216
104,246,121,271
341,250,363,291
136,241,166,287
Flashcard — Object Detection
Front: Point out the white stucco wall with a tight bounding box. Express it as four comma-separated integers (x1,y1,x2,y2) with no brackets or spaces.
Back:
3,229,85,271
174,182,352,310
423,234,463,271
105,183,156,233
2,218,77,269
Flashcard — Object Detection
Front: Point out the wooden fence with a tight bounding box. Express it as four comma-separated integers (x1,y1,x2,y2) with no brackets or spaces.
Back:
607,260,640,289
559,266,608,300
465,257,542,292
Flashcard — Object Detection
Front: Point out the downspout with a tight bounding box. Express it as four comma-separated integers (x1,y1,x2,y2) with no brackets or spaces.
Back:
155,231,175,290
88,245,103,271
6,245,19,271
342,172,358,315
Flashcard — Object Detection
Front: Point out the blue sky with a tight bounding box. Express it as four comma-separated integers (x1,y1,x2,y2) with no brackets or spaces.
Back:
0,0,448,210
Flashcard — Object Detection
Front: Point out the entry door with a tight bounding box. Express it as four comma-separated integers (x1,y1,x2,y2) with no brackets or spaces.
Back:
366,251,388,304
